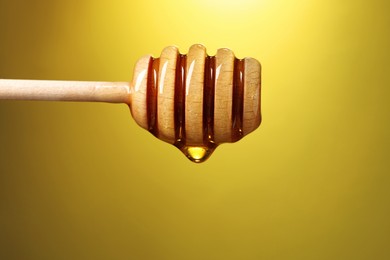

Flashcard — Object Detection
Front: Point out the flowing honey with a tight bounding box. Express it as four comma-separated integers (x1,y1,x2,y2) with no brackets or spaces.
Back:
144,52,246,163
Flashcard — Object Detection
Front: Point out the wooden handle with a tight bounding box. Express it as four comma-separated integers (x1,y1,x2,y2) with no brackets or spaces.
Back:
0,79,131,104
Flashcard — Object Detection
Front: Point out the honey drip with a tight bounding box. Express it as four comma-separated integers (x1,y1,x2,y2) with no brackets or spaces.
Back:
146,53,245,163
180,146,215,163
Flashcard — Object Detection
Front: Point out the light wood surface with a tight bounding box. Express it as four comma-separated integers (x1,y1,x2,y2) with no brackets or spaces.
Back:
157,46,178,144
243,57,262,135
214,48,235,143
130,55,151,130
0,79,131,103
185,44,206,145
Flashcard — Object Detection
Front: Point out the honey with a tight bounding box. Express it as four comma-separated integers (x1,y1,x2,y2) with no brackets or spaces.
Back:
145,53,246,163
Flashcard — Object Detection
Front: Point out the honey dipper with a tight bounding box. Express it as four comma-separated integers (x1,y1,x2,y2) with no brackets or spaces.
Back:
0,44,261,163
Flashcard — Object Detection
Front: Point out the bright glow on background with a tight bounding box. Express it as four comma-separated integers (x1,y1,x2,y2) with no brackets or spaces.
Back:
1,0,390,259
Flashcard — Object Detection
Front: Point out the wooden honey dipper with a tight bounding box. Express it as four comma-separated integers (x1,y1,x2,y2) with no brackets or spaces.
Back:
0,44,261,163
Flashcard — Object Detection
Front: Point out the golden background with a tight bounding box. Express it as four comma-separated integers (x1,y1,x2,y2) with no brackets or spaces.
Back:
1,0,389,259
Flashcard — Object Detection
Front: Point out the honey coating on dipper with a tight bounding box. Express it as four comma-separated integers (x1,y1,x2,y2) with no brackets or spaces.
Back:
130,44,261,163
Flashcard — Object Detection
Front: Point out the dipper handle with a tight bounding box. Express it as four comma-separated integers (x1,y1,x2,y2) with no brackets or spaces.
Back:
0,79,131,103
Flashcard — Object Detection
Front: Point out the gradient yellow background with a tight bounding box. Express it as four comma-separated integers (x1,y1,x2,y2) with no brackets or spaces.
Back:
1,0,389,259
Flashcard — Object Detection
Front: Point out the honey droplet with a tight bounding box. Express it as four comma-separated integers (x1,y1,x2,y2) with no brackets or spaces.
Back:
179,146,216,163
